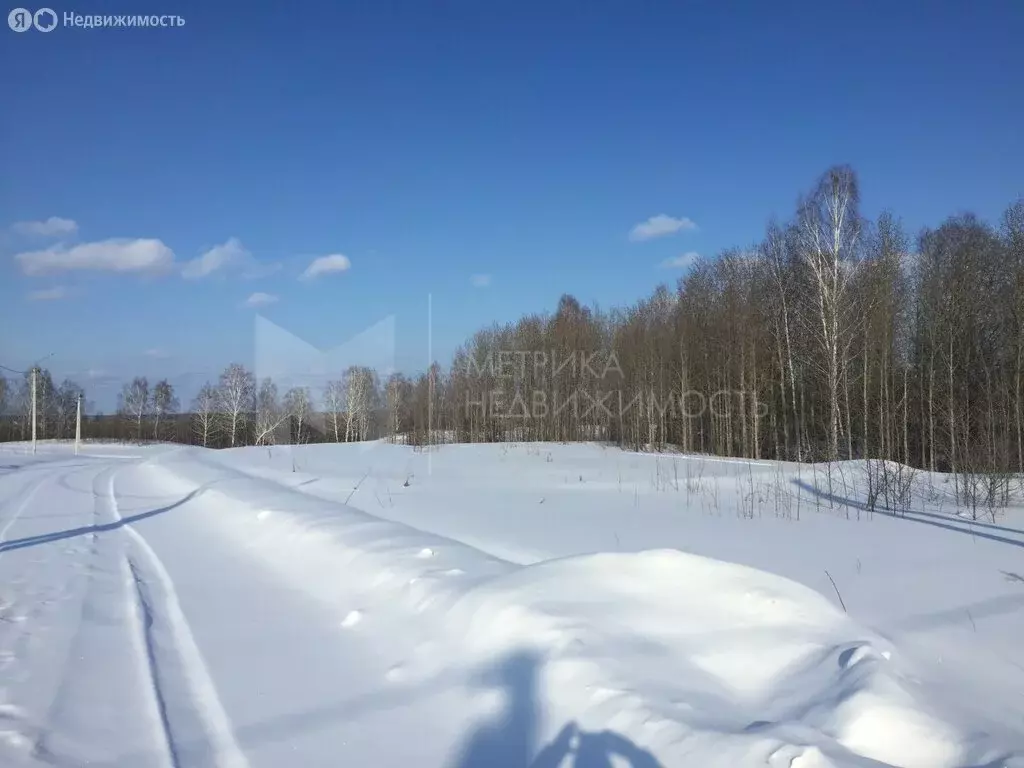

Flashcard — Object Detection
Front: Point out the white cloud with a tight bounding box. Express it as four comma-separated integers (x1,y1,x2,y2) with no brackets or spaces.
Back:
182,237,249,279
659,251,701,269
629,214,697,242
244,292,279,307
26,285,71,301
143,348,170,358
11,217,79,238
299,254,351,280
15,238,176,276
179,237,279,280
470,273,492,288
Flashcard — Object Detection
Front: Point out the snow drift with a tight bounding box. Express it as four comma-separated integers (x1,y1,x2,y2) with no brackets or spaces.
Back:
133,446,1017,768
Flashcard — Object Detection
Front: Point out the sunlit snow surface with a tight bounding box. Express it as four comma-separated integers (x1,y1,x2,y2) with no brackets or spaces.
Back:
0,440,1022,767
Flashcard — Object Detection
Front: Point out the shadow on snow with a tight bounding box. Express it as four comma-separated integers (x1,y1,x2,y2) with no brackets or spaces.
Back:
793,479,1024,550
450,650,662,768
0,486,205,554
80,649,663,768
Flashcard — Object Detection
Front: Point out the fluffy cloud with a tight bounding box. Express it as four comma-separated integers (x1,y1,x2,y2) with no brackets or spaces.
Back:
26,285,71,301
182,238,281,280
143,348,170,358
244,292,279,307
629,214,697,242
470,273,492,288
659,251,701,269
182,237,249,279
299,254,351,280
11,217,79,238
15,238,176,275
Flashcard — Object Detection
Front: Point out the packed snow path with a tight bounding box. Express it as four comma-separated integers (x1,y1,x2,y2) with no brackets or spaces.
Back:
0,452,473,767
0,443,1022,768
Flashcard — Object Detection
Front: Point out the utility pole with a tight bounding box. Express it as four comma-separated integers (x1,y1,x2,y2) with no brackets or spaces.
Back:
75,392,82,455
31,366,37,455
2,355,52,455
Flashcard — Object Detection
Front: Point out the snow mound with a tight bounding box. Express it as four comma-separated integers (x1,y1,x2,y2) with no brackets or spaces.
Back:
143,448,1012,768
441,550,975,768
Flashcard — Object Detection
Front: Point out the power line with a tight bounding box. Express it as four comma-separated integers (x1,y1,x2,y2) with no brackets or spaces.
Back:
0,353,54,375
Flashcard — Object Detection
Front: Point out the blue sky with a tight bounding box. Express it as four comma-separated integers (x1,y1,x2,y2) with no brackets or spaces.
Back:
2,1,1022,410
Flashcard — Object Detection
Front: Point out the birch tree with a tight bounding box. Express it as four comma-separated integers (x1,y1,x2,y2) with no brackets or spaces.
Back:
19,368,57,440
283,386,312,444
118,376,150,441
760,221,803,460
796,165,863,459
1003,200,1024,474
217,363,255,447
152,379,179,440
191,383,218,447
53,379,84,439
13,375,31,440
343,366,375,442
384,372,406,441
323,379,345,443
254,377,288,446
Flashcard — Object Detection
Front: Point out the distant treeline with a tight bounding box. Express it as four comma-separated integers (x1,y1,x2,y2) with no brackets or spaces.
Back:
3,166,1023,482
0,410,353,448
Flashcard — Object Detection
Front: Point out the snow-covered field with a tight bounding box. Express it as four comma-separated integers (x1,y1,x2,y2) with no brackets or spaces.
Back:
0,440,1022,768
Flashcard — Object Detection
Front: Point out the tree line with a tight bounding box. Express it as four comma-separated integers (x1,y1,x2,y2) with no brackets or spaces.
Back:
2,166,1022,483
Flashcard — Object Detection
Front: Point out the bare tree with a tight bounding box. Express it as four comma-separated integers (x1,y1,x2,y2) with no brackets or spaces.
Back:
323,379,345,443
761,220,803,460
343,366,375,442
384,372,406,441
12,374,31,440
1003,199,1024,474
118,377,150,441
796,165,863,459
53,378,84,439
0,375,7,422
283,386,313,444
254,378,288,446
217,363,255,447
17,367,57,440
152,379,179,440
192,382,218,448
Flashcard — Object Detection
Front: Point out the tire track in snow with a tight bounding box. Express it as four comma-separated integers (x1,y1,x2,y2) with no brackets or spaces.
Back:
109,467,251,768
0,457,111,553
0,471,53,549
28,463,243,768
0,464,90,656
126,558,181,768
0,464,107,766
31,465,141,766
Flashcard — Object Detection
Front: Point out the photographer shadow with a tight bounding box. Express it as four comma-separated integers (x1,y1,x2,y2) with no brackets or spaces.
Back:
532,723,662,768
451,650,663,768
